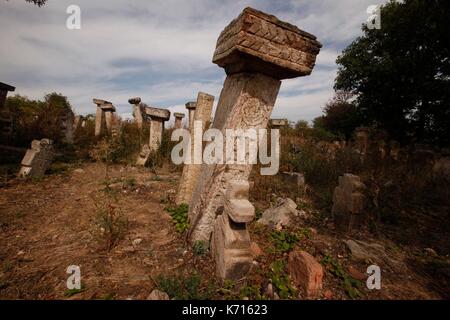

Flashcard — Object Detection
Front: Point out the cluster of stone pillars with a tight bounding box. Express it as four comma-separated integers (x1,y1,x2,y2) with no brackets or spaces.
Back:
174,7,321,280
93,98,117,137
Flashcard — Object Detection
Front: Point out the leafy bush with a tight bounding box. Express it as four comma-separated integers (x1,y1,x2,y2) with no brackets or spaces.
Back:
164,203,189,233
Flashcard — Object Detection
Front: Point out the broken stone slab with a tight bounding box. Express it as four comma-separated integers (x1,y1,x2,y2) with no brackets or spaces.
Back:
188,7,321,243
185,101,197,130
173,112,185,129
288,250,323,299
332,174,366,232
18,139,54,178
257,198,299,229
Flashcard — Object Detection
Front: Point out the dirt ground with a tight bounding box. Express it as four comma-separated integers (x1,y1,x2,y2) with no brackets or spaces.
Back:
0,162,448,299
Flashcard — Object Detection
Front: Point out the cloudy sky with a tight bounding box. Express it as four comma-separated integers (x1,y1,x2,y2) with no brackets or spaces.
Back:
0,0,387,124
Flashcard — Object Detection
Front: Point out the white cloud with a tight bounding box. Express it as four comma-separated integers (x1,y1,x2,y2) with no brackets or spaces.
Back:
0,0,388,122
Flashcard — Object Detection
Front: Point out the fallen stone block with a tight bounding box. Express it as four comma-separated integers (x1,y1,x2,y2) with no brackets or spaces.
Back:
257,198,298,229
288,250,323,299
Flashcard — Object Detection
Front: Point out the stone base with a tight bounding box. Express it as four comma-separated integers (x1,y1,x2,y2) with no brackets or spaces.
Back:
211,214,252,280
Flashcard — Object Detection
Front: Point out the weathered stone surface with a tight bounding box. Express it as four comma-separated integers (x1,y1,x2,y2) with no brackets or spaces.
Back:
257,198,298,229
93,98,116,136
174,112,185,129
145,106,170,121
188,8,320,243
270,118,288,128
224,180,255,223
136,144,151,166
332,174,366,232
212,7,322,79
176,93,214,205
288,250,323,299
147,289,169,300
433,157,450,181
211,214,252,280
18,139,54,178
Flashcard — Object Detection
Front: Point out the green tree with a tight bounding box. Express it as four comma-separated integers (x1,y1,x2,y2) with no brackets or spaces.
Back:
320,91,361,140
335,0,450,146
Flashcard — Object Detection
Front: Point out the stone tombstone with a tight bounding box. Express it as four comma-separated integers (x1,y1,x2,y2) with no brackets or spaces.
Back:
188,7,321,242
93,98,116,136
173,112,185,129
270,118,288,129
0,82,16,144
211,180,255,280
185,101,197,130
175,92,214,205
145,106,171,152
18,139,54,178
332,174,366,232
128,97,146,129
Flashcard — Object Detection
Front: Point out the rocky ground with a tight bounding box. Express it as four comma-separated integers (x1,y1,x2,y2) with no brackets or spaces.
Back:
0,162,448,299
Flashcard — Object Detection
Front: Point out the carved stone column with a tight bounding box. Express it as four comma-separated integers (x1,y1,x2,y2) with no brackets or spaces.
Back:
145,106,170,152
93,99,116,137
188,7,321,242
175,92,214,205
185,101,197,130
128,97,145,129
174,112,185,129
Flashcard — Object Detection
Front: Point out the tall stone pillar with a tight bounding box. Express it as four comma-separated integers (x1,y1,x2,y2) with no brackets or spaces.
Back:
188,7,321,242
175,92,214,205
0,82,16,144
128,97,145,128
173,112,185,129
185,101,197,130
145,106,171,152
93,99,116,137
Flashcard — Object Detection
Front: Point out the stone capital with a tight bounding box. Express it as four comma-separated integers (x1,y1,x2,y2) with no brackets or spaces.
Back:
270,118,288,127
145,106,171,121
174,112,185,119
128,97,142,105
212,7,322,79
185,101,197,110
